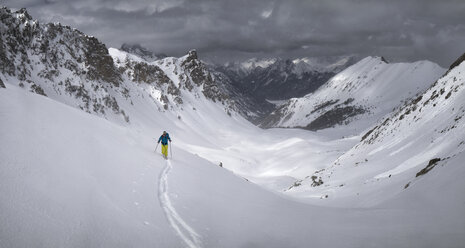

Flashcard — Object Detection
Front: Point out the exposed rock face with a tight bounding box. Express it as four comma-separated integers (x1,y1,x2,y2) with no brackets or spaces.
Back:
304,105,366,131
180,50,230,104
448,53,465,71
84,36,121,86
114,53,182,106
0,7,128,119
209,70,274,122
125,60,172,85
0,7,120,86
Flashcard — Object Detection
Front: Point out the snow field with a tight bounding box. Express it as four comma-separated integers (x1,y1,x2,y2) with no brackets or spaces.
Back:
2,81,464,247
0,86,178,247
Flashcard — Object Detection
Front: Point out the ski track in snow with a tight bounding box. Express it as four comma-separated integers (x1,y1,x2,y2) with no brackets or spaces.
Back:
158,160,203,248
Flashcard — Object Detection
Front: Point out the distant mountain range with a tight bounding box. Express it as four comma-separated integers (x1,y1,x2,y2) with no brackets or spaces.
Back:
120,43,168,62
212,56,358,122
0,6,452,135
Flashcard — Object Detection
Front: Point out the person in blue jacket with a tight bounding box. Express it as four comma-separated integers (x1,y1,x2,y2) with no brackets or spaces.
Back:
158,131,171,158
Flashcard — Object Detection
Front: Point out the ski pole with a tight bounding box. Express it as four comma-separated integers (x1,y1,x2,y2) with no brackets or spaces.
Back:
170,142,173,159
155,142,159,152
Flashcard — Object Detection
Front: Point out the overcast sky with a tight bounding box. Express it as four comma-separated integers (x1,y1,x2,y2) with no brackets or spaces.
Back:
3,0,465,66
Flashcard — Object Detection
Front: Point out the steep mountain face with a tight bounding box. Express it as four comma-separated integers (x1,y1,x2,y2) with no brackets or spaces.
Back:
217,57,356,100
261,56,446,134
0,7,237,124
207,69,274,121
287,53,465,206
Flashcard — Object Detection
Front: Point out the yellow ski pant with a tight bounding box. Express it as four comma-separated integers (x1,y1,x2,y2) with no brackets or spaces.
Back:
161,144,168,157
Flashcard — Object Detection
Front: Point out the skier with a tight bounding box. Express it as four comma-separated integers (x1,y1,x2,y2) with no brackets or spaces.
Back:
158,131,171,159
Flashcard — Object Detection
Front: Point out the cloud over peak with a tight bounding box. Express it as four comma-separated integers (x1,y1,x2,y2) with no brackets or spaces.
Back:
4,0,465,66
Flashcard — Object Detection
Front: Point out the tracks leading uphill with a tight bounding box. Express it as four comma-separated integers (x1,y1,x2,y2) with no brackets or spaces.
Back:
158,160,203,248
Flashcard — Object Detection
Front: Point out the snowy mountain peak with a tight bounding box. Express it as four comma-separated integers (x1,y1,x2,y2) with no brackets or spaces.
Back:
120,43,167,61
222,58,278,75
225,56,356,76
241,57,277,69
292,55,358,74
7,7,33,21
187,49,198,60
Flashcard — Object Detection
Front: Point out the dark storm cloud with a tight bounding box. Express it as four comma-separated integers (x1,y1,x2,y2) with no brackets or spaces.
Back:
3,0,465,66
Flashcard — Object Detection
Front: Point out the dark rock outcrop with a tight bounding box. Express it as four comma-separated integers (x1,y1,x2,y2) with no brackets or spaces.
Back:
305,106,367,131
448,53,465,71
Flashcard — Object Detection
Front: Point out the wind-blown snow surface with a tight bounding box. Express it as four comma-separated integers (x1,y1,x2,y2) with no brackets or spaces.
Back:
2,79,465,247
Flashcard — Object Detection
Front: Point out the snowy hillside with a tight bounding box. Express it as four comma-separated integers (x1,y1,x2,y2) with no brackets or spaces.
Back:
2,73,464,248
262,56,445,135
287,54,465,208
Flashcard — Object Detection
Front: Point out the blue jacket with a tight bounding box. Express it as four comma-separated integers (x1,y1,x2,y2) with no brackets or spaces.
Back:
158,133,171,145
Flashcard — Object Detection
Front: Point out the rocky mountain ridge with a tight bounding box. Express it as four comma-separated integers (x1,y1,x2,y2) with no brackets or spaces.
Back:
0,7,238,124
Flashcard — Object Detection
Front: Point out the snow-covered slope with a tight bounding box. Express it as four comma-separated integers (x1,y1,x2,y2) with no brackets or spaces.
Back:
292,56,357,74
2,75,464,248
287,54,465,209
262,56,445,135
